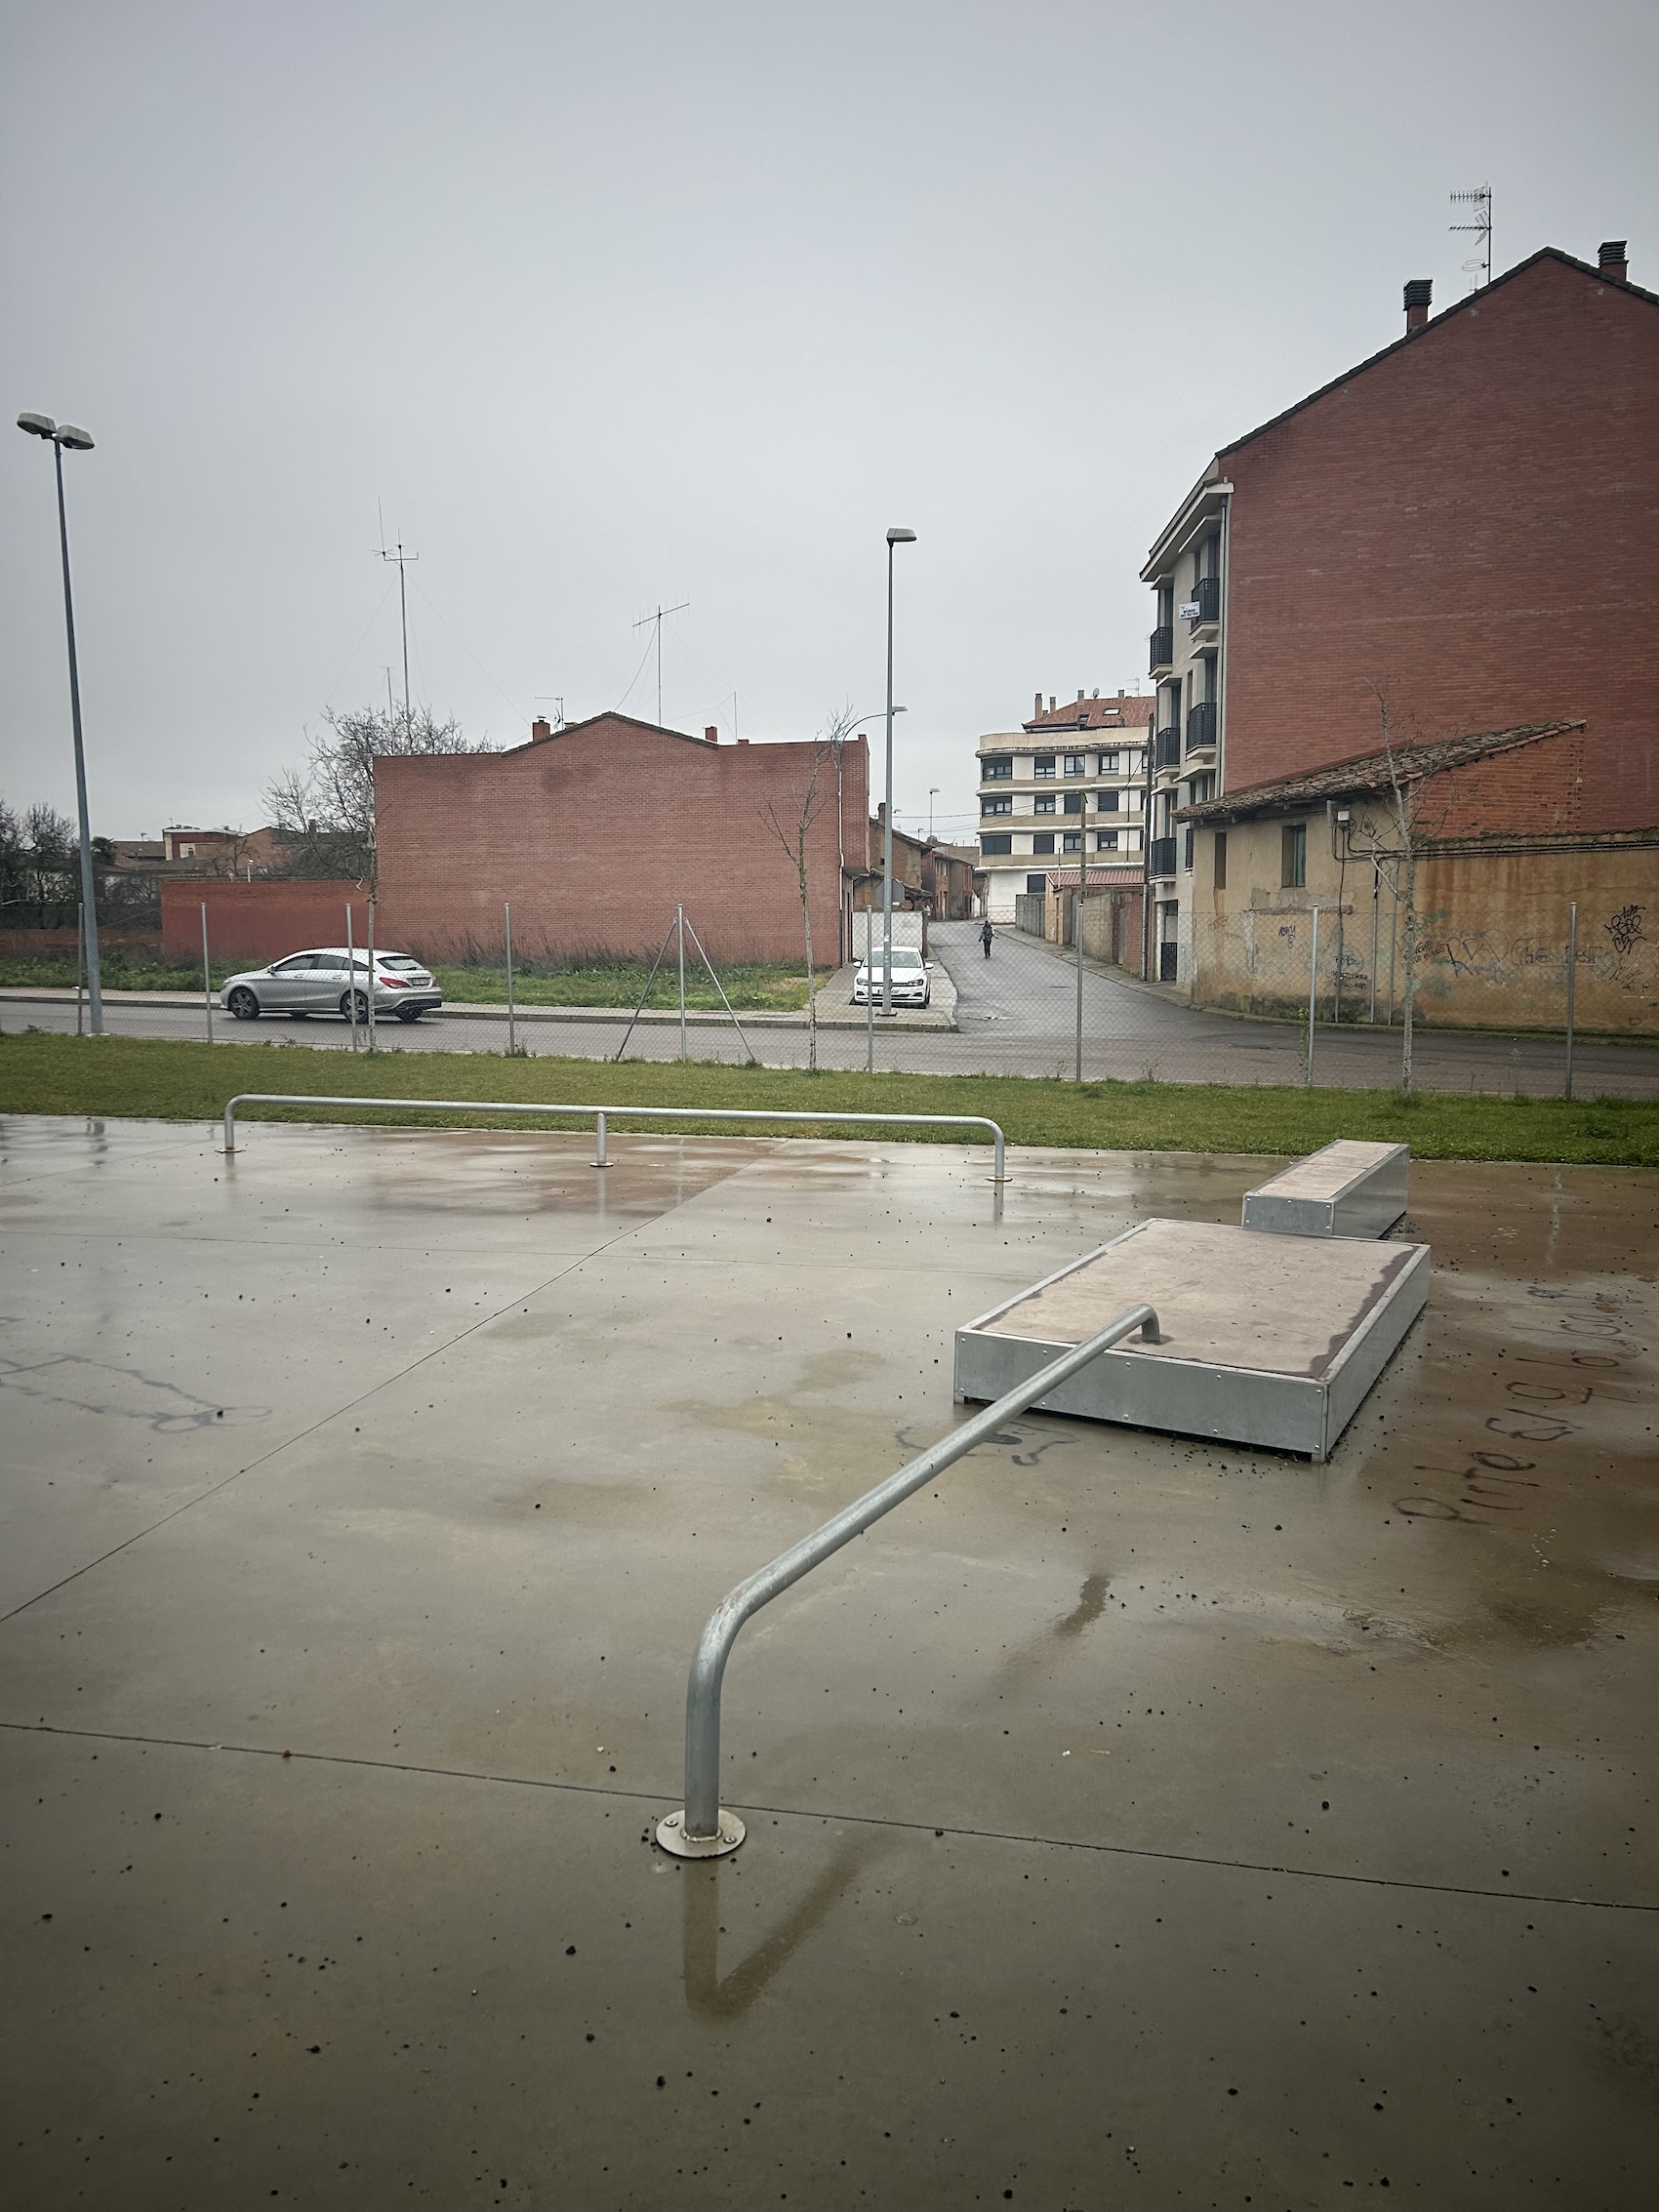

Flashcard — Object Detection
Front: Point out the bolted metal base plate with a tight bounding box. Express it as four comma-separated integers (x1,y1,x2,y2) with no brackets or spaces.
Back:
656,1808,746,1858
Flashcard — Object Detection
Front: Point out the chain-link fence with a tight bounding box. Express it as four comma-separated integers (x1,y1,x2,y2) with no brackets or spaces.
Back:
4,884,1654,1099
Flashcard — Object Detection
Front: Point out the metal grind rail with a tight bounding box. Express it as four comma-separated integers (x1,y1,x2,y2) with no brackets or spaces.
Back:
220,1093,1006,1186
657,1302,1161,1858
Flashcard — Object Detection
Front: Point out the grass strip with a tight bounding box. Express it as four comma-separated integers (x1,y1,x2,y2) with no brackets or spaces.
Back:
0,1031,1653,1165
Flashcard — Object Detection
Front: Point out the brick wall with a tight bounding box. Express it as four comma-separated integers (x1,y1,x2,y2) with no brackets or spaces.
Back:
1221,254,1659,831
162,879,367,964
374,716,869,966
1415,727,1587,840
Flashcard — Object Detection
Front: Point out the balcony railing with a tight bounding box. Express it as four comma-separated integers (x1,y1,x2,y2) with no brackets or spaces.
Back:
1153,725,1181,771
1189,574,1221,624
1186,700,1217,751
1149,624,1174,673
1148,835,1178,878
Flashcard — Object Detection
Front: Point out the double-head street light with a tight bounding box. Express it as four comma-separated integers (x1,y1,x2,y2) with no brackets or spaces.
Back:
882,527,917,1014
18,410,102,1033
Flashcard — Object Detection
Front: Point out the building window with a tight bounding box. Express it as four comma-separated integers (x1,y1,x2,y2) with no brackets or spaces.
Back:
1063,752,1087,777
1062,791,1083,815
1032,832,1055,856
981,833,1012,856
1032,793,1056,814
1214,831,1228,889
1189,771,1215,805
1099,751,1118,774
1032,755,1056,779
982,754,1013,779
1061,831,1082,852
981,794,1012,816
1096,788,1119,813
1281,823,1306,888
1026,873,1047,894
1097,829,1117,852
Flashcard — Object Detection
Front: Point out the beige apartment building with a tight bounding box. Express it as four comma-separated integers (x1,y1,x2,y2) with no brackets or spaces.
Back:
976,690,1153,922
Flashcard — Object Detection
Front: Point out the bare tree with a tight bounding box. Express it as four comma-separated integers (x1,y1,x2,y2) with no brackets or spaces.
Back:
263,703,497,881
763,706,856,1073
1362,683,1421,1100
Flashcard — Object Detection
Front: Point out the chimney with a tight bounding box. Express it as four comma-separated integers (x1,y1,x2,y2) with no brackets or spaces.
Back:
1598,239,1629,283
1048,695,1056,712
705,724,718,744
1403,278,1433,333
1076,690,1085,703
530,715,552,744
737,737,749,745
1033,692,1043,718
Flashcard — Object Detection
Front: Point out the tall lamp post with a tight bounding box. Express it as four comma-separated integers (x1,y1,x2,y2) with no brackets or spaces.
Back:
881,527,917,1014
18,411,103,1034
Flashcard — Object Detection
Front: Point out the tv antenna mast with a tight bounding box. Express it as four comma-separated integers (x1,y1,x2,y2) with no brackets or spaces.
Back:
377,502,419,728
1450,185,1492,290
632,601,689,727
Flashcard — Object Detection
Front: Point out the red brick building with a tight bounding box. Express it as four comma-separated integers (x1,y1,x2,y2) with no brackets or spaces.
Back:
1142,241,1659,998
374,711,870,966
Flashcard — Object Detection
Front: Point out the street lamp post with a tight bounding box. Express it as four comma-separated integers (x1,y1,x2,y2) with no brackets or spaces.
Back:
882,527,916,1015
18,411,103,1034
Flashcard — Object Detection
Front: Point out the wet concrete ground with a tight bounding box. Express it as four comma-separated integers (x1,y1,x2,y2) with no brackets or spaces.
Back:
2,1116,1655,2209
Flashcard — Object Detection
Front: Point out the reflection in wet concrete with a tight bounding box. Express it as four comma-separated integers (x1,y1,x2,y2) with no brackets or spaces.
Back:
681,1832,878,2020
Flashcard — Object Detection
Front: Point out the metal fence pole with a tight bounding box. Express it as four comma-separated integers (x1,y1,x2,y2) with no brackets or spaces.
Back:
1074,865,1084,1084
677,905,687,1063
660,1299,1162,1856
345,904,359,1051
1564,901,1578,1101
871,906,884,1079
505,901,516,1058
1369,865,1379,1025
201,902,213,1044
1306,905,1320,1088
366,894,378,1052
75,901,85,1036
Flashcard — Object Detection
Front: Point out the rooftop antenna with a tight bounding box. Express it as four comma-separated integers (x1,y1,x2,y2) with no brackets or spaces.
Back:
536,696,566,728
377,502,419,728
632,601,689,727
1450,184,1492,290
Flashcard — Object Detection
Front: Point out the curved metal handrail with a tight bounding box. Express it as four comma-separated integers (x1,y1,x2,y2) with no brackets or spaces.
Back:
221,1094,1005,1186
657,1302,1160,1857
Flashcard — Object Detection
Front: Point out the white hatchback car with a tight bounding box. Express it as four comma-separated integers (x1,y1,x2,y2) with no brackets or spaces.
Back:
219,948,443,1024
851,945,930,1009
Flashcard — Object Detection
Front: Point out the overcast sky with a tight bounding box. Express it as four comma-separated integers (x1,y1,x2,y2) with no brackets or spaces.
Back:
3,0,1653,846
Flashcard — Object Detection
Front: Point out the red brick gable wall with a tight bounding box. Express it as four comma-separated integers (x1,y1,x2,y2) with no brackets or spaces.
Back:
1412,727,1587,841
161,877,366,964
374,717,870,964
1221,256,1659,831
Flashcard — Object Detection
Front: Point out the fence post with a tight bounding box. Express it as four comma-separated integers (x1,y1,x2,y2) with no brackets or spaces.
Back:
345,904,359,1050
366,894,378,1052
871,906,884,1079
1369,865,1379,1025
505,901,516,1058
201,902,213,1044
1074,861,1085,1084
75,901,85,1036
1564,901,1578,1102
677,905,687,1063
1306,905,1320,1088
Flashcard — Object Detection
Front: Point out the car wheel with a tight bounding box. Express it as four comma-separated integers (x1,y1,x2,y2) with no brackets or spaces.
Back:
226,987,260,1021
341,990,369,1022
395,1006,422,1024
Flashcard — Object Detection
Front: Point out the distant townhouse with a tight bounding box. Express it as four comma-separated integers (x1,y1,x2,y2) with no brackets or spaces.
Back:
1139,239,1658,1027
976,690,1153,922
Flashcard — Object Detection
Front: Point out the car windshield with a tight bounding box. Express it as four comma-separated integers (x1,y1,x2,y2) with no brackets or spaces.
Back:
380,956,425,971
862,951,922,969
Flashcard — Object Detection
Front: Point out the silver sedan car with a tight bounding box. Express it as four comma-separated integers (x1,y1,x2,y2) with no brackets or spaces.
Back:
219,948,443,1024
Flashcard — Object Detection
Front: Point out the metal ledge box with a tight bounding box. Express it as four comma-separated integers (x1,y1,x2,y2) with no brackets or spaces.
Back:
1240,1140,1409,1239
953,1219,1429,1462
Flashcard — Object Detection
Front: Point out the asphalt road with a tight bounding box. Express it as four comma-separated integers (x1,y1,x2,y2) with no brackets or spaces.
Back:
5,921,1654,1097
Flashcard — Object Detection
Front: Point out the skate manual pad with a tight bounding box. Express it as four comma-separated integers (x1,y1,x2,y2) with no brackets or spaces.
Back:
1240,1140,1409,1239
953,1219,1430,1462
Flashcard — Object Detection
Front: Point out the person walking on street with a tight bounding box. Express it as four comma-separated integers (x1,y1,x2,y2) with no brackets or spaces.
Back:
981,918,994,958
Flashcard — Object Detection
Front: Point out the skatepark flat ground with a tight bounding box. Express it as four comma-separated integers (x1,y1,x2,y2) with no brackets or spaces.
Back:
2,1114,1655,2208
